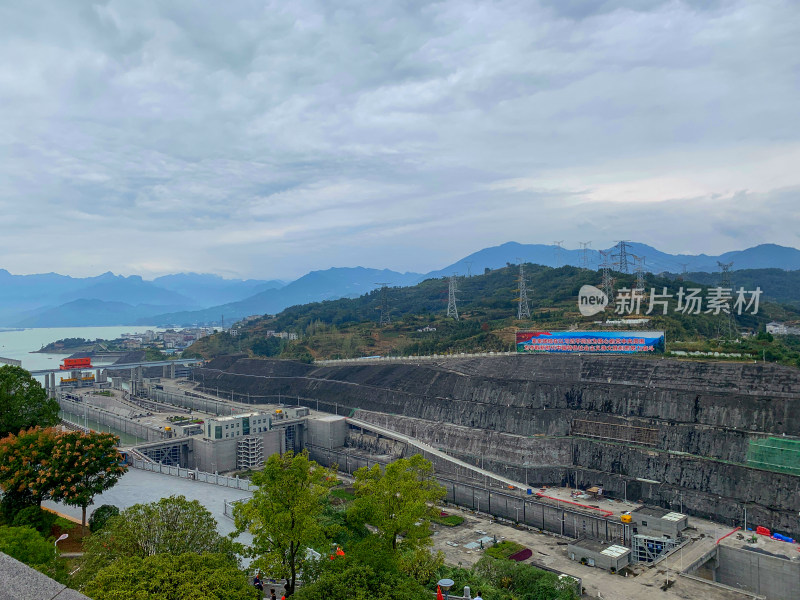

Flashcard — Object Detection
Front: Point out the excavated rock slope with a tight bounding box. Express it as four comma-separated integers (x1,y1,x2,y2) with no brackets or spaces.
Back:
196,354,800,534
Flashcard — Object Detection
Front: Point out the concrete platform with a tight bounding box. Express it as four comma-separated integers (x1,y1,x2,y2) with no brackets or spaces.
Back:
43,467,253,538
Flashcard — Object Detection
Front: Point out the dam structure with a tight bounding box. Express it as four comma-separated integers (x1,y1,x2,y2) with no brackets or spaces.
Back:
190,353,800,538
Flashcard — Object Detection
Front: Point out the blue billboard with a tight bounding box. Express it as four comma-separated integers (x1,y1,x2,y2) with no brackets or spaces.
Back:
516,330,666,354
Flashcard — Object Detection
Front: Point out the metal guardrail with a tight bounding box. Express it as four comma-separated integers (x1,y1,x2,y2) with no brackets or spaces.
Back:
315,352,516,366
127,458,255,491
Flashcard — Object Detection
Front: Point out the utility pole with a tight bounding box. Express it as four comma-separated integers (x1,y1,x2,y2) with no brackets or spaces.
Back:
516,260,531,320
447,274,459,320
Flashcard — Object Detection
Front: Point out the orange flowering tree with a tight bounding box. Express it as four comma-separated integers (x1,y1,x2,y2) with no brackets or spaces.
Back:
0,427,60,511
48,430,127,533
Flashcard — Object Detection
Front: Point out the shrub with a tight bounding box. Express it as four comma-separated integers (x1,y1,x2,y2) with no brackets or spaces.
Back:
0,525,53,564
431,514,465,527
11,506,57,536
89,505,120,533
484,540,525,560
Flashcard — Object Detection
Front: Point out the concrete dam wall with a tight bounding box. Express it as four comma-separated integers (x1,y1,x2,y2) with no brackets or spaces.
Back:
196,354,800,535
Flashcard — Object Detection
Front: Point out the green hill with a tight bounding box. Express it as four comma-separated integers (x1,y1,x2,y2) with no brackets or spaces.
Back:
186,264,800,366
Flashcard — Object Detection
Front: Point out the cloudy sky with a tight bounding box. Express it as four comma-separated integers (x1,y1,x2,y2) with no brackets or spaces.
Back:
1,0,798,280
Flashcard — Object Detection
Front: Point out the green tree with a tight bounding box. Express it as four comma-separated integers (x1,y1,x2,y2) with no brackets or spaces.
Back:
88,504,120,533
0,525,66,582
79,495,233,584
0,366,59,438
48,430,127,533
349,454,445,553
11,505,57,536
0,525,54,566
233,450,334,596
0,427,59,513
83,552,257,600
293,562,430,600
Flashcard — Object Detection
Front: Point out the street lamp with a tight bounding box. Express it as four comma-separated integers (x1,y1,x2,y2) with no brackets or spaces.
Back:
54,533,68,556
437,578,454,600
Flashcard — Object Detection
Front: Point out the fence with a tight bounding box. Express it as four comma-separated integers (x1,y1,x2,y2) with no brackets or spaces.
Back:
315,351,517,366
127,458,256,491
307,445,629,545
746,437,800,476
57,396,166,441
149,388,245,416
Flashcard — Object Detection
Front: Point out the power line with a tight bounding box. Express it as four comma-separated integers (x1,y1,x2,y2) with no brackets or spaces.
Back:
447,274,459,320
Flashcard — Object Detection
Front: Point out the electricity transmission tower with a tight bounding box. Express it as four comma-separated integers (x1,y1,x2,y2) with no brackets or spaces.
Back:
599,249,614,303
614,240,632,274
678,263,689,281
516,261,531,319
447,274,459,320
579,241,592,270
718,261,733,288
717,261,735,339
633,255,646,295
464,261,473,278
553,241,564,267
375,282,391,325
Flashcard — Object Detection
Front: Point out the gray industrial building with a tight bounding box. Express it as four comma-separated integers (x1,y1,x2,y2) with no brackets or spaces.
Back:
567,538,631,572
629,506,688,538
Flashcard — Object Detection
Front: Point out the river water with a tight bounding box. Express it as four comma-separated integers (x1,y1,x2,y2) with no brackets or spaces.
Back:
0,326,164,442
0,326,163,371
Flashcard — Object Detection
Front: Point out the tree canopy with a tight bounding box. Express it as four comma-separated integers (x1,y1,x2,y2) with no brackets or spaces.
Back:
79,495,234,586
83,553,258,600
293,562,431,600
47,430,126,533
0,427,59,508
233,450,334,596
0,525,55,567
349,454,445,552
0,365,59,438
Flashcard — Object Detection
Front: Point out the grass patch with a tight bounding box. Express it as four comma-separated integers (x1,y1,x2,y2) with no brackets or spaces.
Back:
431,514,465,527
330,488,356,502
485,540,525,560
54,517,78,531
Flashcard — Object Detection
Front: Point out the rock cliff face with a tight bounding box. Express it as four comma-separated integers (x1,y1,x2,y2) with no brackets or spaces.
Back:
196,354,800,534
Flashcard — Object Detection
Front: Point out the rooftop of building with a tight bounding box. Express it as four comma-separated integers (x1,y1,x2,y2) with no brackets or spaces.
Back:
568,538,631,557
211,411,272,422
631,506,685,520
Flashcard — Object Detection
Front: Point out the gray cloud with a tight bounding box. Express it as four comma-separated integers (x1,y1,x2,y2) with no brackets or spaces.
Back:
0,0,798,279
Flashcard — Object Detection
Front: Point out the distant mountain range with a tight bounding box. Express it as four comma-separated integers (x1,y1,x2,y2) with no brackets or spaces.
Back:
2,242,799,327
